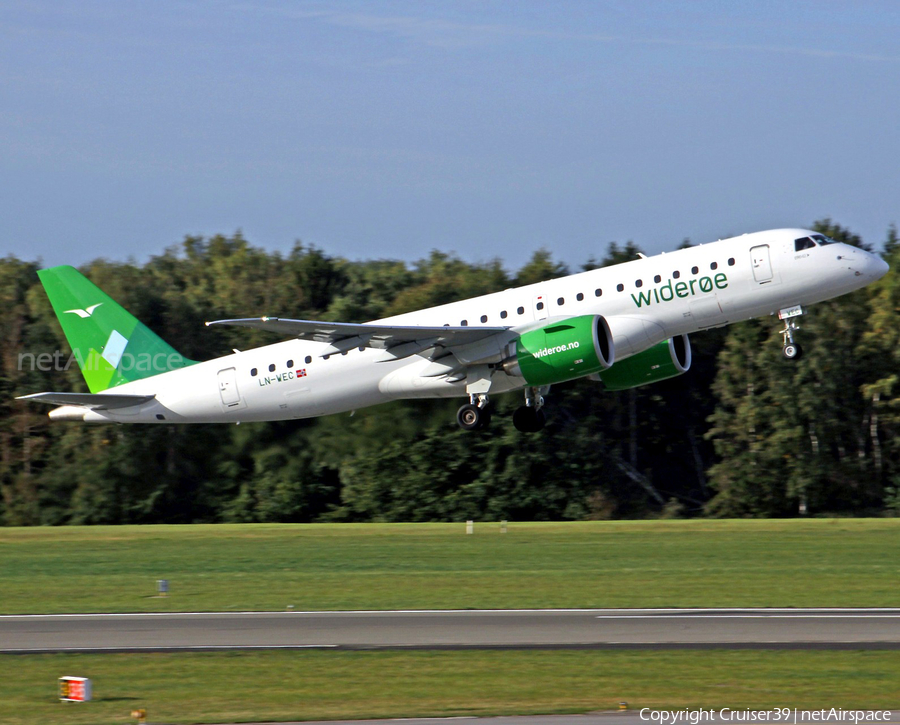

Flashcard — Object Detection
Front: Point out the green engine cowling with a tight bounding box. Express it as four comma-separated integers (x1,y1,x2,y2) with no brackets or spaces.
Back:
596,334,691,390
503,315,614,386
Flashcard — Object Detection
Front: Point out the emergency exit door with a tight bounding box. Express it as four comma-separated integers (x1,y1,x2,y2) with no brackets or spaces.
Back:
217,367,243,408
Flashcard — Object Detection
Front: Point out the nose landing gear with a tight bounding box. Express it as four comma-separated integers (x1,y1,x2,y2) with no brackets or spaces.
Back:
779,305,804,360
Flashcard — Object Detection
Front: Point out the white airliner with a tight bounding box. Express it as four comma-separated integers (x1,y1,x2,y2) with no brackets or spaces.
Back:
19,229,888,432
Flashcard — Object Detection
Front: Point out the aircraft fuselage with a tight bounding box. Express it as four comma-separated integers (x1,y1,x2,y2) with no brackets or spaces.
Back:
44,228,888,424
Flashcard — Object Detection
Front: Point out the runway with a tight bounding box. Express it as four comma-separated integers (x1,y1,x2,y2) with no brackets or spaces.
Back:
4,608,900,653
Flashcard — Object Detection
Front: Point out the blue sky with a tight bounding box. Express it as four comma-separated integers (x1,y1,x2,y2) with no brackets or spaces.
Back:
2,1,898,270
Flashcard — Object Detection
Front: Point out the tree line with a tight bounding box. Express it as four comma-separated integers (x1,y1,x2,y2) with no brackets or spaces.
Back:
2,219,899,525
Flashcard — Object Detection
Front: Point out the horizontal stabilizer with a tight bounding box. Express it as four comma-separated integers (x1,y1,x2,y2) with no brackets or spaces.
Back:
17,392,156,410
205,317,509,354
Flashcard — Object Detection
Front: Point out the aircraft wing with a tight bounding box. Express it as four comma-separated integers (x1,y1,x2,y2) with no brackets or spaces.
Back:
16,392,156,409
205,317,510,358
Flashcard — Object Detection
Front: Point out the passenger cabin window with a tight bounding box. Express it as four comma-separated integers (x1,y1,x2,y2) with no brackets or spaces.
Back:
287,359,293,368
536,302,544,310
673,271,681,279
710,262,718,270
500,310,508,319
728,258,735,266
795,237,816,251
517,306,525,315
269,364,276,372
616,283,624,292
594,288,602,297
305,356,312,364
635,280,643,288
461,320,468,326
557,297,565,305
576,292,584,301
691,266,699,275
654,275,661,283
251,368,258,376
480,315,488,323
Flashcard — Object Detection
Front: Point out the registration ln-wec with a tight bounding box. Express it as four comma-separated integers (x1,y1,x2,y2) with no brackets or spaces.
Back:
19,229,889,432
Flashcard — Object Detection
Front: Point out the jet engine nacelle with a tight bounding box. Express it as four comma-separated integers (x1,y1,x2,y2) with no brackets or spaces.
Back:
502,314,614,386
595,334,692,390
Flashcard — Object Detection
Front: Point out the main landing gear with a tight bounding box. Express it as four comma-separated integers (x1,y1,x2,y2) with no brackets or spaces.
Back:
455,387,549,433
779,305,804,361
457,394,492,431
513,386,548,433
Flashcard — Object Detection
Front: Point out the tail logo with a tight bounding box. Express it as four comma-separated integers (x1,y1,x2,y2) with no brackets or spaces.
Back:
64,303,103,318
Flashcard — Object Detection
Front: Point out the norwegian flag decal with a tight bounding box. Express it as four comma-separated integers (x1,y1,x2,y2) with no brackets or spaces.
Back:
296,369,307,378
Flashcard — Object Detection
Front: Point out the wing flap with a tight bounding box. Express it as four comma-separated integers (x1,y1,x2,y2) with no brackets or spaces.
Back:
17,392,156,410
205,317,509,354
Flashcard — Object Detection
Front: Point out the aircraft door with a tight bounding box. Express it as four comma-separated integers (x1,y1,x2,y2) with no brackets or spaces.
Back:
217,367,244,408
750,245,773,283
533,294,549,320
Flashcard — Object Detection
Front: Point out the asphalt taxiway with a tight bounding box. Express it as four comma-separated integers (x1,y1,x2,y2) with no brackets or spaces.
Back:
3,608,900,653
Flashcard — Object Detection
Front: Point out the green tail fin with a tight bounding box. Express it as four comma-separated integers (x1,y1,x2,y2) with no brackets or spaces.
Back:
38,265,196,393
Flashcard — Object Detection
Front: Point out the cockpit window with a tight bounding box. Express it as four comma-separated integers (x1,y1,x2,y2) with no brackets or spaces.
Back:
811,234,836,245
795,237,816,251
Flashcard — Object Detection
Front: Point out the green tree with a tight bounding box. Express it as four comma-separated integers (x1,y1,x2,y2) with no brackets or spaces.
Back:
514,249,568,286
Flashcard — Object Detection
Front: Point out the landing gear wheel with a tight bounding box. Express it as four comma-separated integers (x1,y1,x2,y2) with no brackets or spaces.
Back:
513,406,530,431
783,343,803,360
457,403,483,431
513,406,546,433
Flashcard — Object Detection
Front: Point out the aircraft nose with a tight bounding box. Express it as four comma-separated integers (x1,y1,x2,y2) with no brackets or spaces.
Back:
869,253,890,280
838,247,889,281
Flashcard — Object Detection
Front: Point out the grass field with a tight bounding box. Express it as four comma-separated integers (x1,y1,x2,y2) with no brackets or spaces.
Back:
3,520,900,722
1,519,899,614
2,649,900,725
